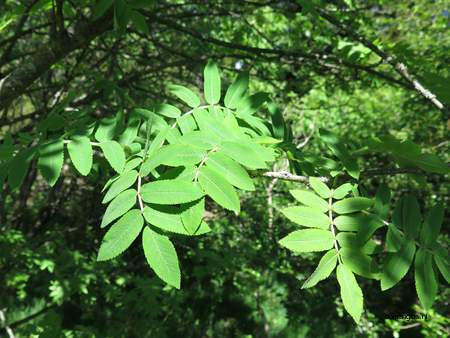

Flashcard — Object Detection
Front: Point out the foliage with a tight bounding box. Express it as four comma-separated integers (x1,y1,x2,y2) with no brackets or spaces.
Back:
0,0,449,337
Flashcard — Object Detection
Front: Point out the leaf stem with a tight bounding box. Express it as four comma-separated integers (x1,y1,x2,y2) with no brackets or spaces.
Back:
329,195,342,264
137,174,145,213
194,146,219,182
63,139,100,146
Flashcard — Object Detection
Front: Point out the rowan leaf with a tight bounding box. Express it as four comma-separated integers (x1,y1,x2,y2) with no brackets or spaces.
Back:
220,141,267,169
154,103,182,118
415,248,437,310
340,248,379,279
67,136,93,176
102,170,138,204
332,197,373,214
100,140,126,174
280,206,330,229
101,189,137,228
332,183,353,200
279,229,334,252
97,209,143,261
198,165,240,212
38,139,64,186
204,61,221,104
289,189,329,212
181,198,204,234
309,177,331,198
381,240,416,290
206,152,255,191
140,179,204,204
336,264,364,323
302,249,338,288
169,84,200,108
224,72,249,109
433,246,450,284
419,204,444,247
142,226,181,289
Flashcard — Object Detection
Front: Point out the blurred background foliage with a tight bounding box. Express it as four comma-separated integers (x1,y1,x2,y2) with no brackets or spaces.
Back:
0,0,449,337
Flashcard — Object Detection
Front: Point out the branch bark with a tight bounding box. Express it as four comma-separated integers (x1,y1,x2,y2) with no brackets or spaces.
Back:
261,165,437,183
0,13,112,111
316,8,448,114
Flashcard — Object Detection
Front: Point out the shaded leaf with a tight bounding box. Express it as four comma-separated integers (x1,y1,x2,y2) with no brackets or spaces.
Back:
415,248,437,310
38,139,64,186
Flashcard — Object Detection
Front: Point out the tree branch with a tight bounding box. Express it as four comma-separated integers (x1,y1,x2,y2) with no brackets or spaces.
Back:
0,13,112,111
316,8,448,114
261,166,436,183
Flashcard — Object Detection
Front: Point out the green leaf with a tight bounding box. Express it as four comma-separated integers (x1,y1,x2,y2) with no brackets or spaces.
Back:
220,141,267,169
354,217,385,243
92,0,114,19
415,248,437,310
302,249,338,289
169,84,200,108
143,204,185,234
142,226,181,289
67,136,93,176
402,195,421,240
332,183,353,200
203,61,221,104
336,264,363,323
414,153,450,174
309,177,331,198
7,147,36,191
97,209,144,261
340,248,379,279
198,165,240,213
279,229,334,252
140,144,205,174
386,224,404,252
332,197,373,214
102,170,138,204
280,206,330,229
176,114,197,135
38,139,64,186
433,246,450,284
101,189,137,228
419,204,444,247
154,103,182,118
334,214,375,232
140,179,204,204
224,72,249,109
336,232,363,248
181,198,204,234
235,92,269,115
129,9,149,34
206,152,255,191
100,140,126,174
381,240,416,290
95,116,119,142
268,102,285,139
290,189,329,212
374,183,390,218
124,158,142,172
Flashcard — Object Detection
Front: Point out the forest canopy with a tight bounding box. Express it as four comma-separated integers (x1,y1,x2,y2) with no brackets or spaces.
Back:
0,1,449,337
